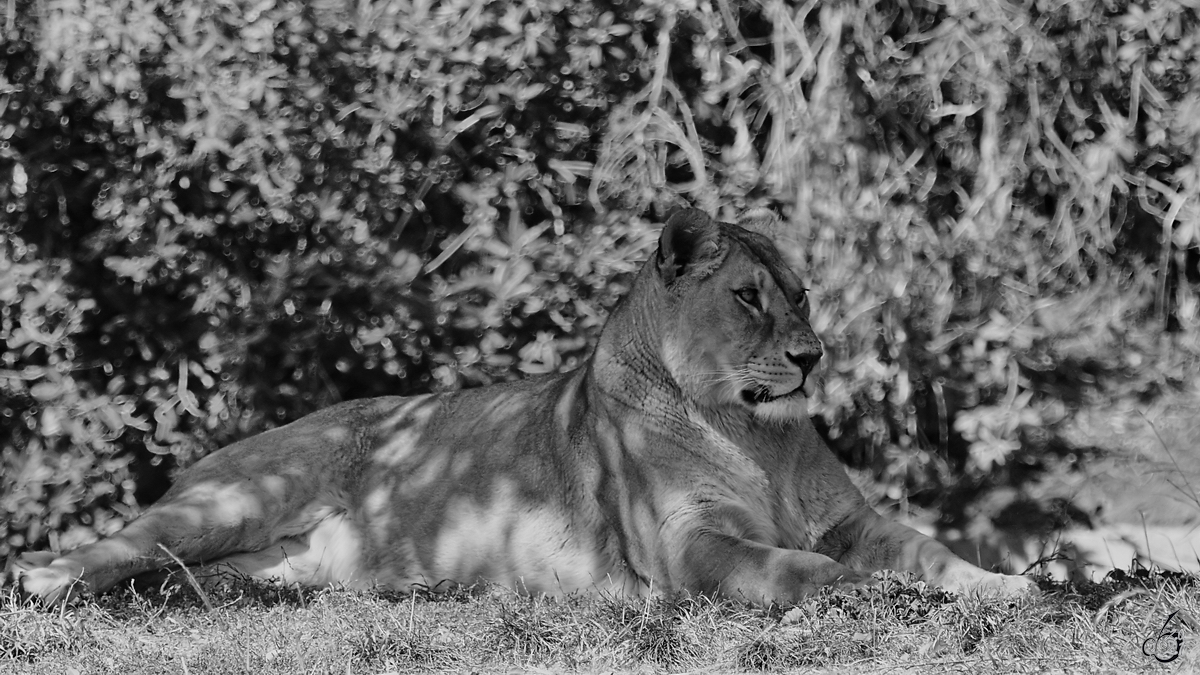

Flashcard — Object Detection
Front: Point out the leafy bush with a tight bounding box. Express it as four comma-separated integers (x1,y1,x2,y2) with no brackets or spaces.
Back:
1,0,660,556
2,0,1198,557
626,0,1200,510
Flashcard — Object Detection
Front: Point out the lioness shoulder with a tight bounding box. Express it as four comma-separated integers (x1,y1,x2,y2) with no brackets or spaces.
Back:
10,208,1037,605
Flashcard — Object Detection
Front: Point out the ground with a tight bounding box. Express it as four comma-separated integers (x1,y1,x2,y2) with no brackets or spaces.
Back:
928,382,1200,581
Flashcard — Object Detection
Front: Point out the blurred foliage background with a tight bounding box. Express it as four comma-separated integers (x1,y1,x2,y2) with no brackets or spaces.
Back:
1,0,1198,560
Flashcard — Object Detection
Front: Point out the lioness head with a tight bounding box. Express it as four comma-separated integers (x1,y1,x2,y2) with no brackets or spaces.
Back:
655,209,821,422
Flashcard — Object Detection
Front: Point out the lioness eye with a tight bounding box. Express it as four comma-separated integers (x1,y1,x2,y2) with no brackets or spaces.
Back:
734,288,761,309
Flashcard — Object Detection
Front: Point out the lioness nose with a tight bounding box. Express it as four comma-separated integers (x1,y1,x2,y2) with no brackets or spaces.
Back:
785,349,821,377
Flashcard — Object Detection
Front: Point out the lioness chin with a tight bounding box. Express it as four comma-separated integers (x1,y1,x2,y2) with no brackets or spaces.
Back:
9,208,1037,606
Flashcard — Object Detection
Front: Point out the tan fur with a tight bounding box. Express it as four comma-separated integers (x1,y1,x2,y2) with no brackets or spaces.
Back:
8,209,1037,605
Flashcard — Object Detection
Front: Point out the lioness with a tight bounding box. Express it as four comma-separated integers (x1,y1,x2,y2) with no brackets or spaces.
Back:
10,209,1036,605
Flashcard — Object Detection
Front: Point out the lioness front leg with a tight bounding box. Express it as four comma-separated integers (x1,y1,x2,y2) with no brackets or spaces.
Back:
677,532,873,605
818,507,1038,598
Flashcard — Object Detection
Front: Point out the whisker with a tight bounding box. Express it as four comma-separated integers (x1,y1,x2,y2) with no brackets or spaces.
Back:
691,370,760,390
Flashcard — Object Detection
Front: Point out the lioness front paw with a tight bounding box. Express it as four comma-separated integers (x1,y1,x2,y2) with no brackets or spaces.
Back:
9,554,87,605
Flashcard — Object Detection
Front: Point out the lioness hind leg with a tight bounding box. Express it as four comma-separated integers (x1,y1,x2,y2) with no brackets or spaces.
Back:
12,481,366,603
11,510,189,604
12,482,294,604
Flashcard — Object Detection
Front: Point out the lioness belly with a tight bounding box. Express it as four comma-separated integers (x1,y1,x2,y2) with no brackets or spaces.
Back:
213,511,368,587
358,471,636,595
387,487,632,594
207,486,633,595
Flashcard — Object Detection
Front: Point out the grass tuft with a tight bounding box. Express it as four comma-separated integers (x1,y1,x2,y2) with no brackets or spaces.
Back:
735,635,782,671
492,597,574,662
0,593,82,663
602,594,705,666
351,620,454,671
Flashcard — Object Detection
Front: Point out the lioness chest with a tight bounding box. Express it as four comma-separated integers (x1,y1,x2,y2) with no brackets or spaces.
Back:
670,415,822,550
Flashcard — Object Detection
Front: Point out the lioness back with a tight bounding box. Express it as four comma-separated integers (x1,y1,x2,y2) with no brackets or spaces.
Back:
10,209,1038,605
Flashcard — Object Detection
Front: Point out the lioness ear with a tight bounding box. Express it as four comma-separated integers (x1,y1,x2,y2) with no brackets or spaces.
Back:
657,208,723,285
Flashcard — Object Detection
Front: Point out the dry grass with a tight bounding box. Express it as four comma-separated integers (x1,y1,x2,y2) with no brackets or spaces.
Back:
2,569,1198,674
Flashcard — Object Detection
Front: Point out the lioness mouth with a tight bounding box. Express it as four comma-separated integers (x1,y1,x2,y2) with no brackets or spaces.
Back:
741,383,805,405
